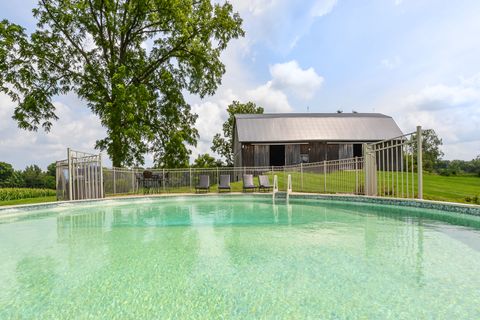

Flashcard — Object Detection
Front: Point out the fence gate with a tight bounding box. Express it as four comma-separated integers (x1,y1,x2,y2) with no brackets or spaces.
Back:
56,148,104,201
363,126,423,199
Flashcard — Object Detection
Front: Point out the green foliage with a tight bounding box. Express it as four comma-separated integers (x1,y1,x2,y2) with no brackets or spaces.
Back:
436,155,480,176
23,165,43,188
211,101,263,166
412,129,444,172
192,153,222,168
0,188,56,201
3,171,26,188
0,161,56,189
0,162,14,183
0,1,244,167
464,195,480,205
47,162,56,177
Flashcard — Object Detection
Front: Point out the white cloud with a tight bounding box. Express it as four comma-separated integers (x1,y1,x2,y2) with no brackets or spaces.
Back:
406,84,480,110
230,0,338,53
378,75,480,160
270,60,324,100
245,60,323,112
311,0,338,17
190,89,238,160
381,56,402,70
394,0,403,6
247,81,293,112
0,94,107,169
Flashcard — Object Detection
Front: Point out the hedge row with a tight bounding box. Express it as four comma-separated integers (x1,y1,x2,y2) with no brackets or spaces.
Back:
0,188,56,201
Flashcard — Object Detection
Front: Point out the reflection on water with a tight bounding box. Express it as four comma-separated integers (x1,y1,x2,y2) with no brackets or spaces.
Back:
0,197,479,318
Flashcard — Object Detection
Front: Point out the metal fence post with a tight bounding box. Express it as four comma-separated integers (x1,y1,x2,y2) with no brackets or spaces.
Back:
355,157,358,194
417,126,423,199
131,168,135,194
67,148,73,200
163,168,166,192
363,143,377,196
323,160,327,193
300,162,303,192
99,154,104,198
189,167,192,191
113,167,116,195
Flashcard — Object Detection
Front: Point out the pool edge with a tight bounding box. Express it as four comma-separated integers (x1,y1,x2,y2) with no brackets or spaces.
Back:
1,192,479,217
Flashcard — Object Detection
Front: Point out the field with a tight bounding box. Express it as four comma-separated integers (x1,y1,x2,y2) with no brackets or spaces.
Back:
422,174,480,204
0,196,57,206
0,188,57,207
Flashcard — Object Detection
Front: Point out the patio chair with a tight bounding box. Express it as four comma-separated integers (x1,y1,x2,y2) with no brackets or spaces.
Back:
195,175,210,193
143,170,155,194
135,172,143,191
258,175,272,192
218,175,231,192
243,174,256,192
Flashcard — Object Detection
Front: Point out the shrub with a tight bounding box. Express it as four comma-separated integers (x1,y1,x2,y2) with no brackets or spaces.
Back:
465,195,480,205
0,188,56,201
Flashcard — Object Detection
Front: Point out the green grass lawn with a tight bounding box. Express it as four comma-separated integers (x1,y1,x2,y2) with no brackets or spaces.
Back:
0,196,57,207
422,174,480,204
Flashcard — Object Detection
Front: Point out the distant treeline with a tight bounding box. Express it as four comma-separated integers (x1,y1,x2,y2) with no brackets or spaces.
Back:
434,156,480,176
0,162,56,189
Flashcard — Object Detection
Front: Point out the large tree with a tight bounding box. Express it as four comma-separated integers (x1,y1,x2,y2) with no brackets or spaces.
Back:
0,0,243,167
211,100,263,166
413,129,444,172
192,153,222,168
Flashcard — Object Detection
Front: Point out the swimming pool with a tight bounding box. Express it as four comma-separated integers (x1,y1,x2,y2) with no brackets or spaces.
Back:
1,196,480,319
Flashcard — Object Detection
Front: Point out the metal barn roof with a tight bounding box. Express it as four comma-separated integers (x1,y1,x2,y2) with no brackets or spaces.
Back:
234,113,403,143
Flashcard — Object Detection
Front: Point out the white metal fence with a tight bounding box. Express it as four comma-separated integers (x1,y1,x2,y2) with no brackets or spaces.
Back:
57,127,424,200
56,149,103,201
103,157,365,196
364,126,422,199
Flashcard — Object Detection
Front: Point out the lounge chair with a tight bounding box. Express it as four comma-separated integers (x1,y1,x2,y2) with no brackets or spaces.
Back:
258,175,272,192
143,170,154,194
218,175,231,192
195,175,210,193
243,174,256,192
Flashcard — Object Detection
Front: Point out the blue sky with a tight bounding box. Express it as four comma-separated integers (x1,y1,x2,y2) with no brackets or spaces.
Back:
1,0,479,169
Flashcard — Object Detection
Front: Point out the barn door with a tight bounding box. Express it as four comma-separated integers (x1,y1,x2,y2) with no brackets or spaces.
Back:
285,144,301,165
254,145,269,167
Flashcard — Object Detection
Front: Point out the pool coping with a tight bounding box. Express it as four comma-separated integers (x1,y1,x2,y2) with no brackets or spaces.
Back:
1,192,479,217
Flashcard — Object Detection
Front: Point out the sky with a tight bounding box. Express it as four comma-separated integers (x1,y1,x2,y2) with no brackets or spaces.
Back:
1,0,480,170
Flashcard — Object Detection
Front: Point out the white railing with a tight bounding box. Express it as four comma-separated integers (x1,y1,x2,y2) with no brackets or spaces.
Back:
364,126,423,199
102,157,365,196
286,174,292,201
59,128,424,201
56,148,103,201
273,175,279,200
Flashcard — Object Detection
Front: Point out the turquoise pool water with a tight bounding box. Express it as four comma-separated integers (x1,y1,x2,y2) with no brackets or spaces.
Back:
1,196,480,319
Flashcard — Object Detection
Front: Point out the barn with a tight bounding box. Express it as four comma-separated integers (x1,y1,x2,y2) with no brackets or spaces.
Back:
233,113,403,167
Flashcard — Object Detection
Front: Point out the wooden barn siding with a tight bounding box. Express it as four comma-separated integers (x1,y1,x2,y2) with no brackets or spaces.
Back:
233,129,242,167
327,144,340,160
254,145,269,167
285,144,301,165
242,144,254,167
241,141,371,166
308,142,327,162
339,144,354,159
